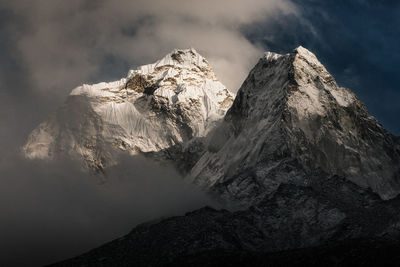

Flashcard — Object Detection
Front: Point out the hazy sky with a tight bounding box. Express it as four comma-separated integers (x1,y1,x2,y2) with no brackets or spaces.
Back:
0,0,399,266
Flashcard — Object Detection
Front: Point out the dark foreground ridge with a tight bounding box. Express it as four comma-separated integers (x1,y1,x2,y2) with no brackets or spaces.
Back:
50,238,400,267
50,179,400,266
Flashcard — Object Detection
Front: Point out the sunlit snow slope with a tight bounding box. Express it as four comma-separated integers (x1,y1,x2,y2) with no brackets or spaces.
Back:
23,48,234,171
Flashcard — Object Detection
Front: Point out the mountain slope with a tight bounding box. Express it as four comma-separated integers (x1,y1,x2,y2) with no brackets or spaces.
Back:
188,46,400,205
23,48,234,171
34,46,400,266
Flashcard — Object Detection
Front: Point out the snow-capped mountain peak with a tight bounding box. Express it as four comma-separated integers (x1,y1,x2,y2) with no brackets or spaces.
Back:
50,47,400,267
23,46,400,203
188,46,400,204
23,48,234,171
127,48,210,77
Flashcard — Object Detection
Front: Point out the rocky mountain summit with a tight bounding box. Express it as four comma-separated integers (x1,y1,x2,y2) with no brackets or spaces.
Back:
25,47,400,266
23,48,234,172
188,46,400,205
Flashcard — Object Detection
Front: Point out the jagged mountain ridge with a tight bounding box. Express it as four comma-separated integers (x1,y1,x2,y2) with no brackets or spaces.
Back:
23,48,234,171
23,46,400,200
188,46,400,204
44,46,400,266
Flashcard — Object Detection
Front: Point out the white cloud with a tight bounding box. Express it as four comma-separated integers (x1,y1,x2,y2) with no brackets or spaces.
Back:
3,0,298,93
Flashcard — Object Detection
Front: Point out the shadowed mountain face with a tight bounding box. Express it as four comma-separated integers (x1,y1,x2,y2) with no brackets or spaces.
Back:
39,47,400,266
